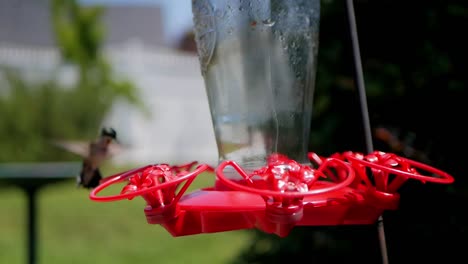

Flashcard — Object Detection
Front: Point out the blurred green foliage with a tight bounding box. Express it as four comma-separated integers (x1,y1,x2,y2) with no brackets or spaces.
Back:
0,0,145,162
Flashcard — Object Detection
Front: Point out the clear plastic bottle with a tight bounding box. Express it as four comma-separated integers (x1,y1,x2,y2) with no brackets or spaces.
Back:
192,0,320,177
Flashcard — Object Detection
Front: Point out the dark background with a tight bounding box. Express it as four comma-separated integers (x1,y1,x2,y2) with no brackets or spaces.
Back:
233,1,468,263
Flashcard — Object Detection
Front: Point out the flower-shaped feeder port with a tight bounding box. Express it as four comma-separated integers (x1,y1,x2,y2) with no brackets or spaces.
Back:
308,151,454,224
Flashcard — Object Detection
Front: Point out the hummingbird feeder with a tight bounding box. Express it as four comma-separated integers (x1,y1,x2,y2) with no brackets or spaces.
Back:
88,2,455,262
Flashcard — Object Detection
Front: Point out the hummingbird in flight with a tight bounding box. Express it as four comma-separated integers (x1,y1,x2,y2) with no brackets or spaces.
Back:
51,127,122,188
78,128,118,188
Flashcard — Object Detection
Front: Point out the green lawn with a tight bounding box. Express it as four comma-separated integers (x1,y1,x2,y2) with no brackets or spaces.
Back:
0,165,251,264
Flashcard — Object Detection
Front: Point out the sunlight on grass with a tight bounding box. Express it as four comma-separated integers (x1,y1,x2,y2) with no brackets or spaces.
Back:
0,164,251,264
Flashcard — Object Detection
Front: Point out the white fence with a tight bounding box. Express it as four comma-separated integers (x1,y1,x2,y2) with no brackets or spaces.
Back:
0,42,219,166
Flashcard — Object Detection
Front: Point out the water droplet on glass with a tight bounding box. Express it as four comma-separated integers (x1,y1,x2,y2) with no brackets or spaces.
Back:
262,18,276,27
215,9,223,18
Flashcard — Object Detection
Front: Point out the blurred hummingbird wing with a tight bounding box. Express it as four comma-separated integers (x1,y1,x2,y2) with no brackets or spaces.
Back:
107,143,125,157
50,140,90,157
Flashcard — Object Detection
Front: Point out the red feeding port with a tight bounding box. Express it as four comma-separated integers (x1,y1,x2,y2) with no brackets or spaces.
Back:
90,151,454,237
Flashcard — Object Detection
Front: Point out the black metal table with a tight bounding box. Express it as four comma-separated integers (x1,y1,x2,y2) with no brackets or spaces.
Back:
0,162,81,264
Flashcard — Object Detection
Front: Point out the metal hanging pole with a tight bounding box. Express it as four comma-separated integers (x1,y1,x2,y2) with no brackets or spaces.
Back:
344,1,389,263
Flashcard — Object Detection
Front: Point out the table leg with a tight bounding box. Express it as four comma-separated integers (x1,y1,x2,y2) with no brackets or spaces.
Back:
26,187,38,264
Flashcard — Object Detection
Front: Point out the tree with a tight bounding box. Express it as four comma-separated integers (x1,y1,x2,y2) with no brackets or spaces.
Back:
0,0,145,162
